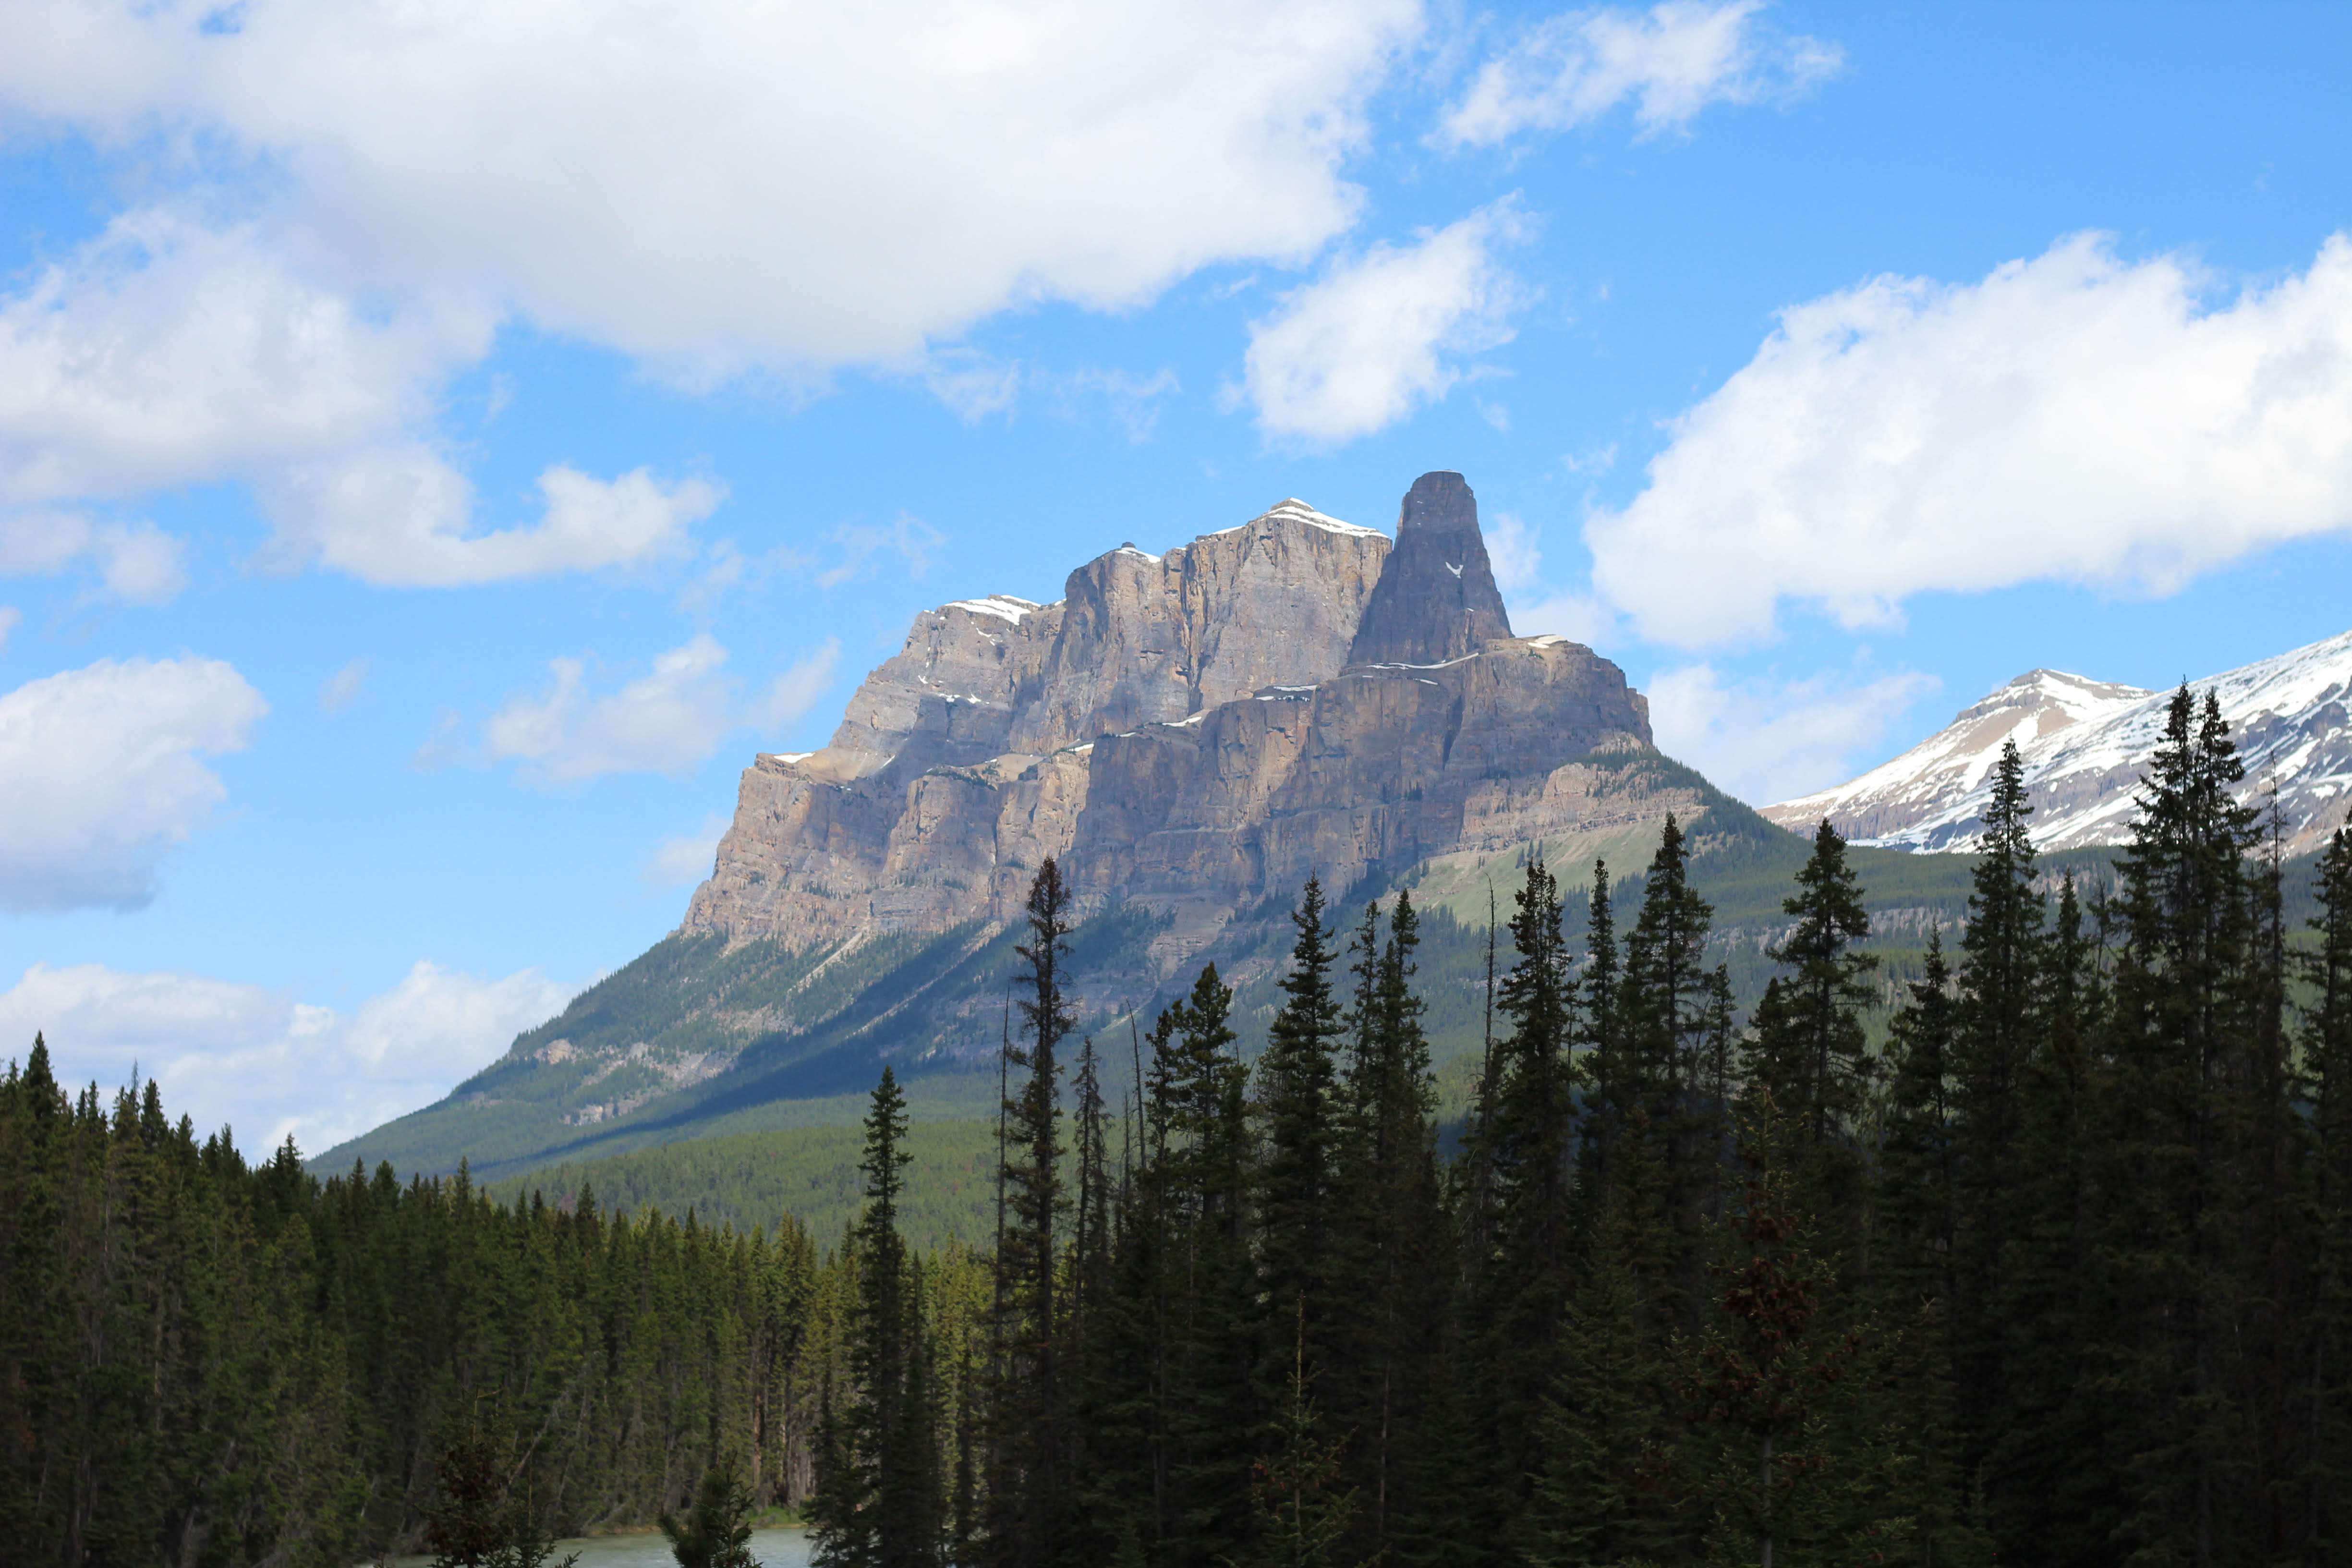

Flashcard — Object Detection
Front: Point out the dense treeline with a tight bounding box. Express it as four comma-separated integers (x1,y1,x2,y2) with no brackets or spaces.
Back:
0,1048,989,1564
11,682,2352,1565
814,685,2352,1568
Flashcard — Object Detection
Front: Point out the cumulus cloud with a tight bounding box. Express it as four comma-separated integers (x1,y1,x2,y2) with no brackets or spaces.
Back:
1646,663,1939,806
1243,200,1529,443
0,656,267,912
0,959,575,1155
0,511,186,603
643,814,731,890
0,0,1418,376
1483,510,1620,648
1439,0,1842,148
0,212,715,584
0,214,488,507
263,454,722,587
1589,232,2352,649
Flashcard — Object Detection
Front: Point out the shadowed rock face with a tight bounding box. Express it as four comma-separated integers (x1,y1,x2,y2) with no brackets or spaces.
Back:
1344,471,1513,667
684,476,1658,967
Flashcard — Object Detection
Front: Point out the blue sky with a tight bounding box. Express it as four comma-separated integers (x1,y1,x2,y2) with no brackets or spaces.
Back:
3,0,2349,1148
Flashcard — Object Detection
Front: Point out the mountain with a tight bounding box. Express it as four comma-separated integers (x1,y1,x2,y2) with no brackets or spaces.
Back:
323,473,1806,1181
1767,630,2352,854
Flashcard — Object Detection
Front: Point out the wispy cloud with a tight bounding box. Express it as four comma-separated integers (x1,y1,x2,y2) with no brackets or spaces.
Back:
1646,663,1939,805
6,958,576,1154
1438,0,1842,149
482,634,841,785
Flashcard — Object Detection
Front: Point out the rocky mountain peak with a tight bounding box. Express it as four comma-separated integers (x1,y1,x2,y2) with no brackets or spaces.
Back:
684,473,1663,956
1344,470,1513,666
1768,631,2352,855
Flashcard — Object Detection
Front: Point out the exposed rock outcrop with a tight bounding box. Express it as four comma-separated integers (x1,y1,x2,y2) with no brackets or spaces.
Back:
1346,470,1513,666
684,474,1659,964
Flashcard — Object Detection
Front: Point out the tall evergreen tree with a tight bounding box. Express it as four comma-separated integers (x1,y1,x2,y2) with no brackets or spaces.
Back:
1949,740,2047,1452
1615,814,1725,1338
2301,828,2352,1551
1461,859,1580,1546
1256,878,1347,1396
815,1067,941,1568
2095,685,2263,1558
988,860,1076,1568
1749,819,1879,1152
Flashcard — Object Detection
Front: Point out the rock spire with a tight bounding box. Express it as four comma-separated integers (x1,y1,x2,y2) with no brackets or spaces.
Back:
1344,470,1512,666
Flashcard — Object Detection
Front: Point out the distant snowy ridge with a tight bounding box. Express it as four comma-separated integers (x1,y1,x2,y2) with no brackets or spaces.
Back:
1765,631,2352,856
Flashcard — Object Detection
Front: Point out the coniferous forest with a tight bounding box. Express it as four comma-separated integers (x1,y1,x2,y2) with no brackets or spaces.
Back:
11,686,2352,1566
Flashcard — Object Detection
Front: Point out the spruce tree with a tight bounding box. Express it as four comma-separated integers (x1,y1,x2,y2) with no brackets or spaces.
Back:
1751,819,1879,1153
1949,740,2046,1451
2095,685,2262,1556
1460,859,1580,1547
2302,828,2352,1549
987,860,1075,1568
1256,878,1347,1397
1615,814,1723,1337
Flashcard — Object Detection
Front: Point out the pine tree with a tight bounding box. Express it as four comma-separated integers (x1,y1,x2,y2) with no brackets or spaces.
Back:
1256,878,1347,1398
2302,828,2352,1550
1460,859,1580,1546
1869,935,1982,1564
1750,820,1879,1156
1327,893,1446,1561
1575,861,1623,1222
1615,814,1723,1338
2095,685,2262,1557
814,1067,941,1568
660,1466,759,1568
988,860,1076,1568
1949,740,2047,1454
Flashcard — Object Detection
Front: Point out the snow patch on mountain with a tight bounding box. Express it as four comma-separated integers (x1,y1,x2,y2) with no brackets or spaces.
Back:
1766,631,2352,856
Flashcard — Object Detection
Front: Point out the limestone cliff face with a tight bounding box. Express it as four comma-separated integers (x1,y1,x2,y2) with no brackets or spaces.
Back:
683,475,1658,962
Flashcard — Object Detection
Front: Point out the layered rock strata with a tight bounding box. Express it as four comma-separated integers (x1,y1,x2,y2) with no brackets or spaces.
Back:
685,475,1655,959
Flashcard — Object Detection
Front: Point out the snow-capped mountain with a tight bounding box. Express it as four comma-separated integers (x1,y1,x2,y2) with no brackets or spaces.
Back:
1765,630,2352,856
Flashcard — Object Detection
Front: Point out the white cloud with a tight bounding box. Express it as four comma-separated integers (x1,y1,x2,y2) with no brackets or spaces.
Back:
1586,232,2352,649
1439,0,1842,148
0,214,488,506
0,959,575,1155
485,633,843,783
263,453,722,587
756,639,843,730
0,656,267,912
1243,200,1529,443
1647,663,1938,805
320,658,369,714
0,608,18,652
0,211,713,585
1483,510,1620,647
1486,511,1545,593
814,518,944,590
1,0,1419,376
0,511,187,603
486,634,735,784
644,814,731,889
